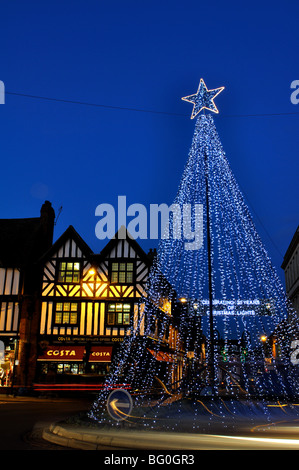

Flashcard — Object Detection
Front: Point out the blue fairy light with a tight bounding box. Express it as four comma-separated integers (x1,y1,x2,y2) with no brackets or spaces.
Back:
89,80,298,424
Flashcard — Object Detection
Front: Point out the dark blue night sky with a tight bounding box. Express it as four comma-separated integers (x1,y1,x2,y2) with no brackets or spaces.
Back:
0,0,298,284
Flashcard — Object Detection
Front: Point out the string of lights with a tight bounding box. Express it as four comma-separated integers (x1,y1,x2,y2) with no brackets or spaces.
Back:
89,106,298,425
5,90,288,264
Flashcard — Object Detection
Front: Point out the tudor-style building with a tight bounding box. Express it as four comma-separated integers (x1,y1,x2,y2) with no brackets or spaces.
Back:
34,224,181,391
0,202,184,392
0,201,55,389
281,225,299,314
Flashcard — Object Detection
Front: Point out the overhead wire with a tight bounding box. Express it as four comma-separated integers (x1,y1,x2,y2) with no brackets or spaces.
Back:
5,91,299,118
5,90,294,257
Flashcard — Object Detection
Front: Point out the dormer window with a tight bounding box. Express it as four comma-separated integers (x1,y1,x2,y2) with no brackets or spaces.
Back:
58,262,81,283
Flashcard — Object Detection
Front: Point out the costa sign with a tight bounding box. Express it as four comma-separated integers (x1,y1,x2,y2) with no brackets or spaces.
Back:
90,346,112,362
38,345,113,362
38,346,85,361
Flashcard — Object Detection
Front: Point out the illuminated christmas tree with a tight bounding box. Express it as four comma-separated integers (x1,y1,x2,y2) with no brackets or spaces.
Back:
155,79,295,396
90,80,297,421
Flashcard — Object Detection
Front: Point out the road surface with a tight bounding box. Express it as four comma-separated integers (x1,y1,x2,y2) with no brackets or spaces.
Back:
2,394,299,451
0,394,92,450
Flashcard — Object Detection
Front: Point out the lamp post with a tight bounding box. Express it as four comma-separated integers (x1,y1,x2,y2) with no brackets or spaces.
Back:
181,79,225,396
204,151,216,395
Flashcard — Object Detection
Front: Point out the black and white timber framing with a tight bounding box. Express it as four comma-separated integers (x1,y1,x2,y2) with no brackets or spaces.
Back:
40,225,151,339
0,268,21,334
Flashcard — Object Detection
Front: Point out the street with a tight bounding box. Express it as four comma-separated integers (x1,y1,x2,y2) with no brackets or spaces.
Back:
0,394,93,450
2,394,299,451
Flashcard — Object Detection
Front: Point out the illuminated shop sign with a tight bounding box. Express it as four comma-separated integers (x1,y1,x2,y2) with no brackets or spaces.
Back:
37,345,113,362
37,346,85,361
199,299,274,316
89,346,112,362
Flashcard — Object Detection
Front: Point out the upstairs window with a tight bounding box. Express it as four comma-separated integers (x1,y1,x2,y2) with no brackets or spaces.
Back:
55,302,79,325
58,262,81,283
110,262,134,284
107,303,131,325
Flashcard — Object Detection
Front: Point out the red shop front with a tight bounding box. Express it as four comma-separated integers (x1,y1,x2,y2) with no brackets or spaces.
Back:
34,345,113,392
38,345,85,362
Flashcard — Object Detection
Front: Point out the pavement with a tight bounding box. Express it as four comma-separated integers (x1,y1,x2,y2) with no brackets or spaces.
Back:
41,397,299,450
42,422,299,450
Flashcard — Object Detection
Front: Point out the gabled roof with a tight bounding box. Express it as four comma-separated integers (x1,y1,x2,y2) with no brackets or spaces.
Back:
92,225,154,267
40,224,156,271
40,225,94,262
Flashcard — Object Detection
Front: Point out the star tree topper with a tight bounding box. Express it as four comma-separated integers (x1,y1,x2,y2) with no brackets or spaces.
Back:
182,78,225,119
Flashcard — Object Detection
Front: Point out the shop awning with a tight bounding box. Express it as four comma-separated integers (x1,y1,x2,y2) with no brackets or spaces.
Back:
89,346,112,362
37,346,85,362
147,349,174,363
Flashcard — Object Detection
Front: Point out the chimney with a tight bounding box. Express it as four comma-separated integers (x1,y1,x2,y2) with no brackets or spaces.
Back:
40,201,55,249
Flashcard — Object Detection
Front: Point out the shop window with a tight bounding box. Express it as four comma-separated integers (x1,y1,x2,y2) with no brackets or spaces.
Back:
107,303,131,325
56,363,83,374
58,261,81,283
90,364,110,375
0,338,16,387
55,302,79,325
110,262,134,284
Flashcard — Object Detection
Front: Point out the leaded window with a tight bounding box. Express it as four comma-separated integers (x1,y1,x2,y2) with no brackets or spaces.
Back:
107,303,131,325
110,262,134,284
58,262,81,283
55,302,78,324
